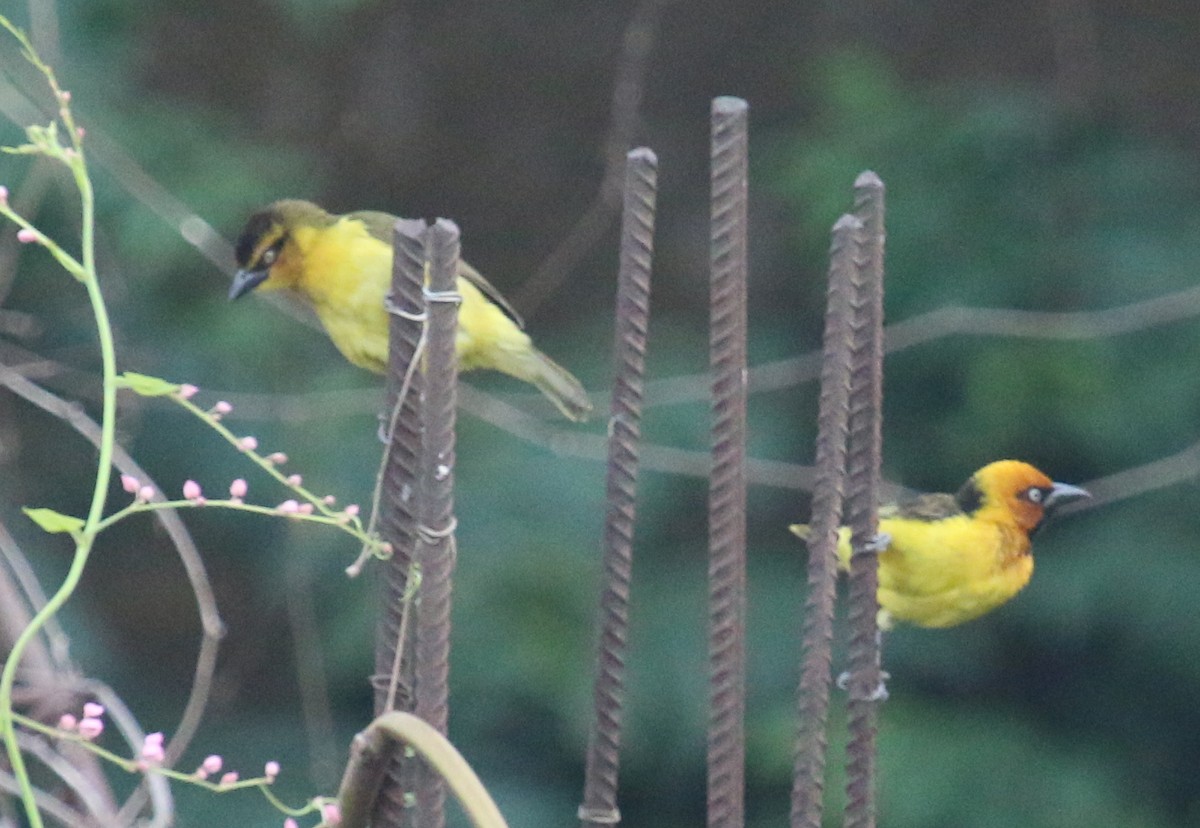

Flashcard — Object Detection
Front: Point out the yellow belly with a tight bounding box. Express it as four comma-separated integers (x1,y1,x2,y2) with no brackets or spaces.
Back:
293,221,532,376
837,515,1034,629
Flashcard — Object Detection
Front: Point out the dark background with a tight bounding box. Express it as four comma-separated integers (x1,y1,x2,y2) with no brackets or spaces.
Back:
2,1,1199,826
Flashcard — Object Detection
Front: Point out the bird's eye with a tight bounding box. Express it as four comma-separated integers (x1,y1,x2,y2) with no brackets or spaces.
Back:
261,247,277,267
1024,487,1044,504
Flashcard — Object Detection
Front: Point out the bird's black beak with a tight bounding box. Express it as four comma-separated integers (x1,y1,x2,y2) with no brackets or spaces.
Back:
229,267,269,300
1046,481,1091,509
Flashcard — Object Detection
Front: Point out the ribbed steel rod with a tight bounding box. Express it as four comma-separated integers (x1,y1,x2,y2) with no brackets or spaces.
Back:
842,172,886,828
707,95,748,828
413,219,463,828
790,214,864,828
579,147,657,828
372,218,429,828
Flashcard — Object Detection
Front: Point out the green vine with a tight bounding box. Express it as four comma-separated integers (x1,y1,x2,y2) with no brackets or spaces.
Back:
0,17,384,827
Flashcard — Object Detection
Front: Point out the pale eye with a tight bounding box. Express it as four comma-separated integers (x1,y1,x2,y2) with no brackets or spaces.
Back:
1025,487,1044,504
261,247,277,267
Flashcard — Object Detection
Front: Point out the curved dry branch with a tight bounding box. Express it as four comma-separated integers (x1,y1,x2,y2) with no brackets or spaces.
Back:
337,711,508,828
514,0,676,316
0,364,225,806
644,282,1200,406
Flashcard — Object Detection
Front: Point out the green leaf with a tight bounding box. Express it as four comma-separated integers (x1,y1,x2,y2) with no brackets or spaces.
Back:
2,143,42,156
23,507,84,536
116,372,181,397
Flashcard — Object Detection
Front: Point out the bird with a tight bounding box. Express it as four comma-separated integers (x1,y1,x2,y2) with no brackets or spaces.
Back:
227,199,593,422
790,460,1090,629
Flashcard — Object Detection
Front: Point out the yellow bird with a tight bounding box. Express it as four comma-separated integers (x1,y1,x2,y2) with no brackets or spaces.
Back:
791,460,1089,629
228,199,593,421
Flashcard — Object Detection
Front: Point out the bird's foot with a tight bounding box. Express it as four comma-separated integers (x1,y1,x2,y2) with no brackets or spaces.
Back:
853,531,891,556
836,669,891,702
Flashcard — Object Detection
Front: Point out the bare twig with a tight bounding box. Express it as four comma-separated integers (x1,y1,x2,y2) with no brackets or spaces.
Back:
514,0,674,315
284,548,341,787
371,218,429,828
79,678,173,828
338,712,509,828
0,362,221,825
647,280,1200,407
0,765,95,828
579,147,657,828
790,214,863,828
842,172,886,828
16,732,119,827
707,96,748,828
413,219,463,828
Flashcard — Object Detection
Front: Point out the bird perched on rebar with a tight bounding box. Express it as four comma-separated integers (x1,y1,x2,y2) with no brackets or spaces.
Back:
228,199,593,421
790,460,1089,629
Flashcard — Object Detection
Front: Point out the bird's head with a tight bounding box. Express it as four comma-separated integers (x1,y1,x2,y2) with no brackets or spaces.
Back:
229,199,334,300
956,460,1090,534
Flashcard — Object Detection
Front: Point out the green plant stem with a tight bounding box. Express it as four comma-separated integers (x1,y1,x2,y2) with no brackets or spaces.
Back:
337,712,508,828
0,40,112,825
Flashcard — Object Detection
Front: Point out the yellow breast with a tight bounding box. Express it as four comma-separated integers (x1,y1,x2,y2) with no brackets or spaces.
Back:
838,515,1034,629
289,221,393,373
286,218,532,376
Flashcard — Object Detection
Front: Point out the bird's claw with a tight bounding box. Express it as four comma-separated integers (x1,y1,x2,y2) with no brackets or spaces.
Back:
854,531,891,556
836,669,890,702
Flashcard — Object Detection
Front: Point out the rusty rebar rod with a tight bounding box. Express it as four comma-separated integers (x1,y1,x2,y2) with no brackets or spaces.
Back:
413,219,463,828
790,213,864,828
707,95,748,828
578,147,657,828
371,218,430,828
842,172,886,828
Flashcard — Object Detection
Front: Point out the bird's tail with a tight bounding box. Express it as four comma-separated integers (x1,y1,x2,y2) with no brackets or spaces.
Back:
518,348,594,422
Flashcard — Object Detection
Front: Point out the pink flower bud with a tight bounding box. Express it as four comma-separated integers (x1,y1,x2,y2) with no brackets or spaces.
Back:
17,228,38,244
297,502,314,515
202,754,223,774
57,714,77,731
219,771,239,786
344,504,360,518
322,802,342,825
276,500,300,515
286,474,302,487
141,733,165,764
0,186,8,205
78,717,104,740
76,126,86,140
121,474,140,493
238,436,258,452
264,760,280,780
183,480,202,500
213,400,232,416
178,384,199,399
137,485,155,503
82,702,105,719
58,90,71,102
322,495,336,505
284,819,299,828
229,479,247,499
267,452,288,465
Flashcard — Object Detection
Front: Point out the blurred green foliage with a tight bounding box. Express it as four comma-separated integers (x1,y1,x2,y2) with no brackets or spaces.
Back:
2,3,1200,827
